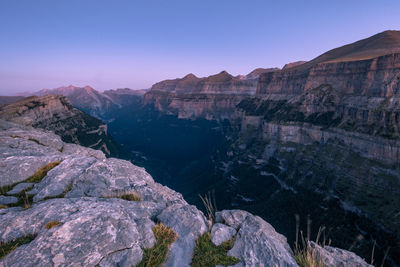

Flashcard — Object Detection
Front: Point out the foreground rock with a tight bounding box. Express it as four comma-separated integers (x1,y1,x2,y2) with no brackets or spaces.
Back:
309,241,373,267
0,119,371,266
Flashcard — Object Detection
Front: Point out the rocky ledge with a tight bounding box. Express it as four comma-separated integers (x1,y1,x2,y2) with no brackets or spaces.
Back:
0,119,371,266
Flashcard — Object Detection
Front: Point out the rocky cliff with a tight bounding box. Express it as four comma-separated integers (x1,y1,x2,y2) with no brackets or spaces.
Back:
0,119,372,266
0,95,127,158
143,69,278,120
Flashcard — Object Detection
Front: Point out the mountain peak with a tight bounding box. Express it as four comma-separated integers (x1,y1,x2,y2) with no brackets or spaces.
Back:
207,70,233,82
182,73,198,80
291,30,400,71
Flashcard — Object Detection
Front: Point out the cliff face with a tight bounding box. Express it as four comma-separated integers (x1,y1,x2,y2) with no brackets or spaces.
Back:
257,53,400,97
143,70,277,120
0,95,127,158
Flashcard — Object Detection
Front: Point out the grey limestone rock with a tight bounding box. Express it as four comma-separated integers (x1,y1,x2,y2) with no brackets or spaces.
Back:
6,182,35,195
309,241,373,267
157,203,208,267
219,211,299,267
211,223,236,246
0,195,18,205
215,209,251,229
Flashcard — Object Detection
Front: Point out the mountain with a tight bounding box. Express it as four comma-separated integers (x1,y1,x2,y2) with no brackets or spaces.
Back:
143,68,277,120
0,118,372,266
30,85,146,120
0,95,128,158
257,30,400,96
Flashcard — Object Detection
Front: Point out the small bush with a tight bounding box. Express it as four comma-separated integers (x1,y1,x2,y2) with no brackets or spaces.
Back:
45,221,61,229
191,232,240,267
0,235,36,259
137,223,177,267
25,161,61,183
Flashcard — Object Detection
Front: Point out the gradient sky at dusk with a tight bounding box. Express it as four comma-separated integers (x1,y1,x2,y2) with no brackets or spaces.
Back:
0,0,399,94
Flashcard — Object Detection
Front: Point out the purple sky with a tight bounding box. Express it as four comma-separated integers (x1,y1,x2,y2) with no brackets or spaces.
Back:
0,0,399,94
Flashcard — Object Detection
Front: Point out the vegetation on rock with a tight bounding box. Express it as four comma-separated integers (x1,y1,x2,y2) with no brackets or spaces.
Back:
0,235,37,259
45,221,61,229
137,223,177,267
191,232,240,267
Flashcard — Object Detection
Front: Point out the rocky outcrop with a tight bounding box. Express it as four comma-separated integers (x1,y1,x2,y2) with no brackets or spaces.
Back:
0,95,127,158
0,119,371,266
309,241,373,267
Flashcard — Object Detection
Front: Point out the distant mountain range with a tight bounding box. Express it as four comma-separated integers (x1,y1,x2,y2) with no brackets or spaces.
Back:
13,86,147,121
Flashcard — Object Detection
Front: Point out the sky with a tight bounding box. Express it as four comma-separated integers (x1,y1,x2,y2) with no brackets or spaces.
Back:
0,0,399,94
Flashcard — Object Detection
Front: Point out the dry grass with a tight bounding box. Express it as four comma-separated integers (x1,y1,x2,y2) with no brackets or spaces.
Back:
199,191,217,228
120,192,141,202
0,204,7,209
191,232,240,267
294,215,327,267
137,223,177,267
45,221,61,229
103,191,142,202
0,235,36,259
28,138,45,146
25,161,61,183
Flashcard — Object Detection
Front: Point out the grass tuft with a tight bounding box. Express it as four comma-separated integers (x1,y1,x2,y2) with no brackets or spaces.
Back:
0,235,36,259
294,215,327,267
199,191,217,228
191,232,240,267
137,223,177,267
0,204,8,209
45,221,61,229
103,191,142,202
25,161,61,183
28,138,46,146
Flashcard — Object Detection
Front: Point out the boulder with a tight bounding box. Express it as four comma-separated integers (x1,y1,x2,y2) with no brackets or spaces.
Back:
309,241,373,267
211,223,236,246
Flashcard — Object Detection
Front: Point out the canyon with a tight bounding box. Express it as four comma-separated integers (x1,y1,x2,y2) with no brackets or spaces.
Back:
1,30,399,266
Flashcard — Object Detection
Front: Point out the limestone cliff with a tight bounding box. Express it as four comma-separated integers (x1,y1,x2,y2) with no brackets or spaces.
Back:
143,69,277,120
0,95,127,158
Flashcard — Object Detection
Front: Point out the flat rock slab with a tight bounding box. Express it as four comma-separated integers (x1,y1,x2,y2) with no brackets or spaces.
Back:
7,183,35,195
0,196,18,205
211,223,236,246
